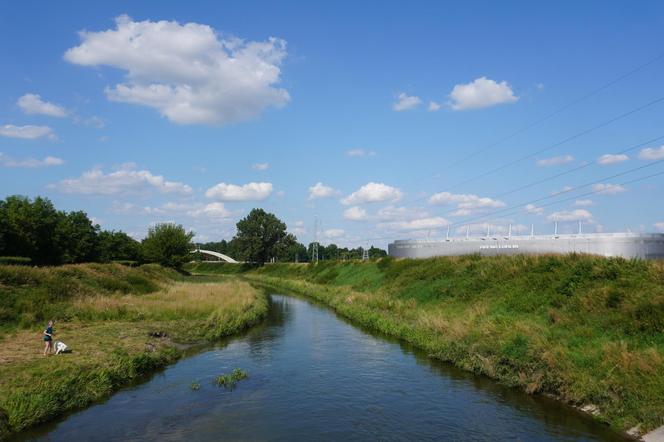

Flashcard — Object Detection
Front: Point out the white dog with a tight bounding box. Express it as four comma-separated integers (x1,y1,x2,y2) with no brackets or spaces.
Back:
54,341,68,355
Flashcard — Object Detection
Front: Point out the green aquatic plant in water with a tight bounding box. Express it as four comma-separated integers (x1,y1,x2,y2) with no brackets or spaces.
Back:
190,382,201,391
215,368,248,389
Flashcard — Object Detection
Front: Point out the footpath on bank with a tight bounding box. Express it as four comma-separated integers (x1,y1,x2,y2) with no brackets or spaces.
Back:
0,263,267,439
187,255,664,438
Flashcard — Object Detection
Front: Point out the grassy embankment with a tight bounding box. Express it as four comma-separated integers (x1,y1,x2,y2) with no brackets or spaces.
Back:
0,263,267,438
187,256,664,435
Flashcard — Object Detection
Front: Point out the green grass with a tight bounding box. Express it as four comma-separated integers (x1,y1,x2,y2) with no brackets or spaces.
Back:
191,254,664,436
215,368,248,389
0,264,268,439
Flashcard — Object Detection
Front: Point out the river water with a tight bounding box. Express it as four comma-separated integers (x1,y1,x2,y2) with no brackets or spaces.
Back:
21,294,626,441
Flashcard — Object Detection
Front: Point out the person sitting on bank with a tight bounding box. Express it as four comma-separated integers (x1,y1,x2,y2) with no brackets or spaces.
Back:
43,320,54,356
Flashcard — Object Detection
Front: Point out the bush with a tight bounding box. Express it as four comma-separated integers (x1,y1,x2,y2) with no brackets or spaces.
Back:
0,257,31,265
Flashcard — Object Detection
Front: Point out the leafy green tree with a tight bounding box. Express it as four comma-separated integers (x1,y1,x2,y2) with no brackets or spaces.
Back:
97,230,142,263
234,209,289,264
141,223,194,268
0,195,64,264
56,211,100,263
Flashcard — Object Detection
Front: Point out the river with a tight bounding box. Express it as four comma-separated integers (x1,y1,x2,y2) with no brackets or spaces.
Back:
19,294,626,441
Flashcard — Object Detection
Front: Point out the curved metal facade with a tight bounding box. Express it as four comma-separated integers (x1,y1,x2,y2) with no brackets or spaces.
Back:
388,233,664,260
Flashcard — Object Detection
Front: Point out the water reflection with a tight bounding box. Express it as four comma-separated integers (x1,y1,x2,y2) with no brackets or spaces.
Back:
17,294,625,442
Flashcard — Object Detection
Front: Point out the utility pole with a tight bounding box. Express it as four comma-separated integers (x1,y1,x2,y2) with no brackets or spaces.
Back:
312,216,320,263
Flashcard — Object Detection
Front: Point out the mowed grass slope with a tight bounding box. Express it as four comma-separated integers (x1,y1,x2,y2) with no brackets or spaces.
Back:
189,255,664,434
0,264,267,438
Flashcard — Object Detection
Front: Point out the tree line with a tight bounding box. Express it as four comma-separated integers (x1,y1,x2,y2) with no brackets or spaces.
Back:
0,196,386,267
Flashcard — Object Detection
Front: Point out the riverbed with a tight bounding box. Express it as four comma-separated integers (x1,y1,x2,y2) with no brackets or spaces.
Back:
18,294,626,441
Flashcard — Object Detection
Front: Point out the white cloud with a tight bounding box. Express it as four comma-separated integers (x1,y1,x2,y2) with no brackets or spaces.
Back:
597,153,629,165
392,92,422,111
377,205,428,221
536,154,574,167
343,206,368,221
551,185,573,196
341,182,403,205
428,191,505,215
205,182,272,201
187,202,233,219
428,101,441,112
574,199,594,207
592,183,626,195
252,162,269,171
51,166,192,195
380,216,448,231
346,149,376,157
308,182,340,200
525,204,544,215
64,15,289,125
0,153,64,168
449,77,518,111
0,124,55,140
654,222,664,232
323,228,345,239
17,94,67,117
547,209,593,222
638,145,664,161
83,116,106,128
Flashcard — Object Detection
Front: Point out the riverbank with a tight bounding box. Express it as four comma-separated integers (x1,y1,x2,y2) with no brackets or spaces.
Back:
187,255,664,436
0,264,268,439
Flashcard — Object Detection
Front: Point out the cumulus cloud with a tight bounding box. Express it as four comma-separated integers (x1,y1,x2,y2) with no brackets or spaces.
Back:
392,92,422,111
449,77,518,111
17,94,67,117
205,182,272,201
428,101,441,112
574,199,594,207
64,15,289,125
428,191,505,215
308,182,340,200
252,162,269,171
597,153,629,165
0,153,64,168
377,205,428,222
655,222,664,232
51,166,192,195
592,183,626,195
187,202,234,219
547,209,593,222
341,182,403,205
343,206,368,221
346,149,376,157
638,145,664,160
525,204,544,215
0,124,55,140
536,154,574,167
380,216,448,231
324,228,345,239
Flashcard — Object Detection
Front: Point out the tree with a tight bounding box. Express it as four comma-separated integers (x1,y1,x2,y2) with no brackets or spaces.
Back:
56,211,100,263
141,223,194,268
97,230,142,263
234,209,289,264
0,195,64,264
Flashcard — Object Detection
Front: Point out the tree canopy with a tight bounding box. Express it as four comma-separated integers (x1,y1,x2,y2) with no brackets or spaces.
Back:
234,208,292,264
141,223,194,269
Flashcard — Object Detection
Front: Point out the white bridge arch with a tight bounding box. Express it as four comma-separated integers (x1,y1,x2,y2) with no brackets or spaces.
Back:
191,249,239,263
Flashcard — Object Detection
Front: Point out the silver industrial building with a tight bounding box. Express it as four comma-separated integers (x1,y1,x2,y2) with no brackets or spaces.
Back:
388,232,664,260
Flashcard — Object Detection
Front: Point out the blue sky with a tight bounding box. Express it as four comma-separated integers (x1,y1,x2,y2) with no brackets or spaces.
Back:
1,1,664,248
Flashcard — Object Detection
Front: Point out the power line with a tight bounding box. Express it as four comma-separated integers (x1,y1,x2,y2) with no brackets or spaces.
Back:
441,52,664,172
355,159,664,243
447,95,664,191
444,160,664,229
